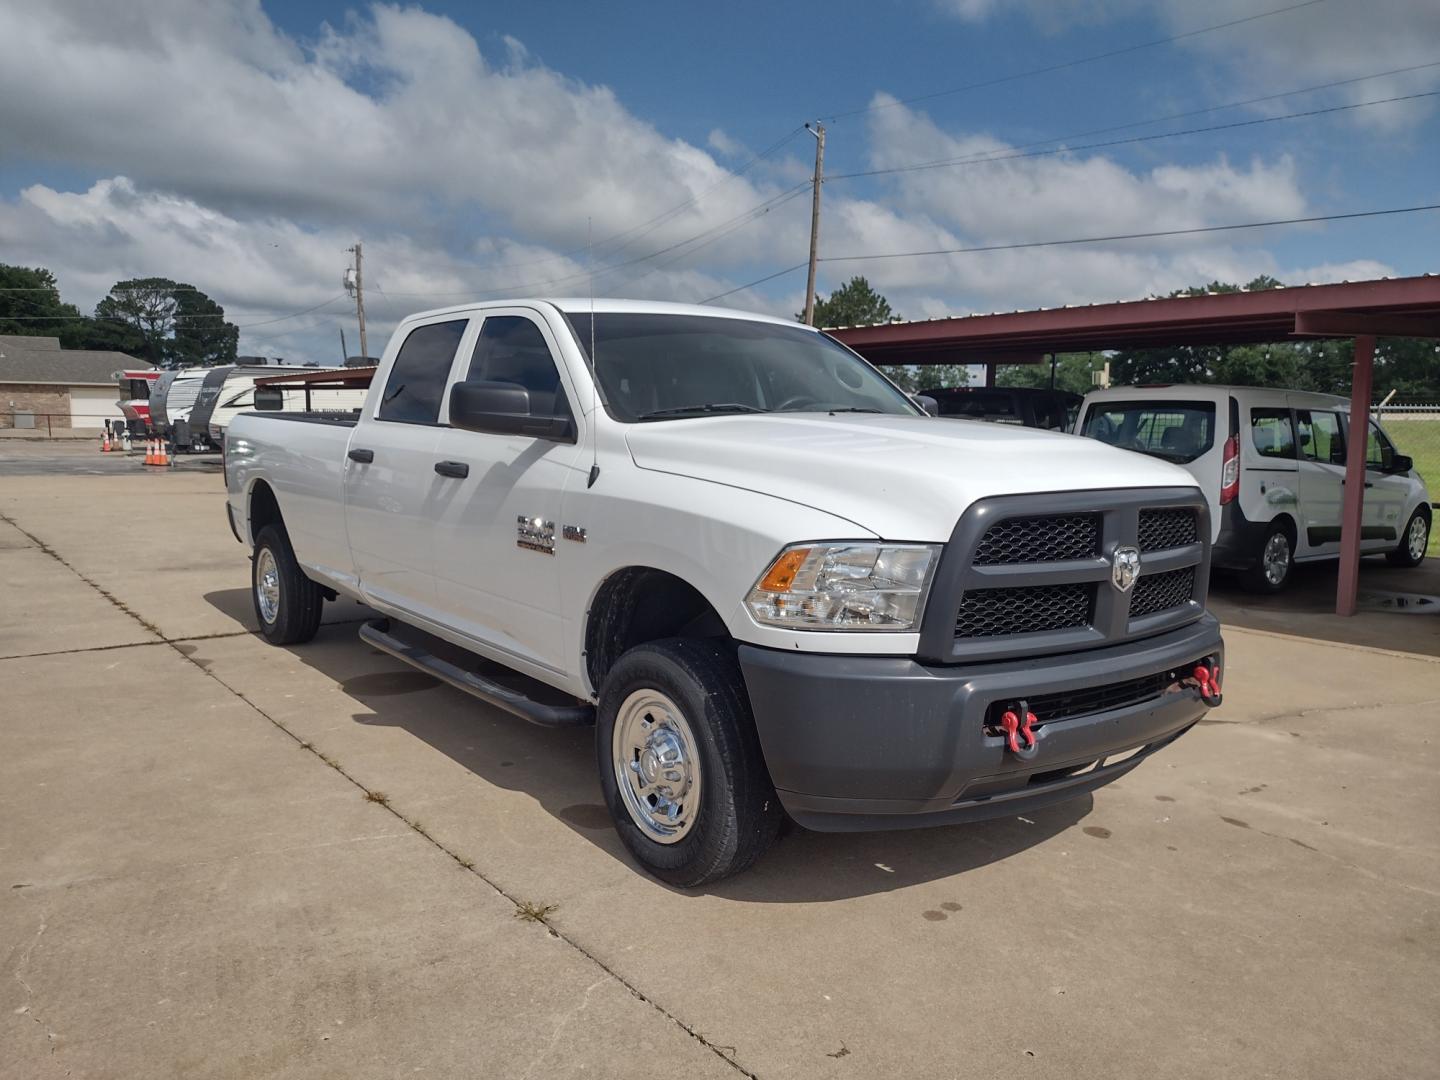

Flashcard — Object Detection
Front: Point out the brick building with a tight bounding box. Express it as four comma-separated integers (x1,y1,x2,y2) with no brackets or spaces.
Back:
0,335,148,431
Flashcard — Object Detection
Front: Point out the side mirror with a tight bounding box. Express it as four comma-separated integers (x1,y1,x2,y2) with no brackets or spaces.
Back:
1388,453,1413,475
449,380,576,443
913,394,940,417
254,387,284,411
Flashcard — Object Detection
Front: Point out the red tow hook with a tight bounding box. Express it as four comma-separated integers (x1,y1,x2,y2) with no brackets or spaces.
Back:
1190,661,1223,707
999,703,1039,754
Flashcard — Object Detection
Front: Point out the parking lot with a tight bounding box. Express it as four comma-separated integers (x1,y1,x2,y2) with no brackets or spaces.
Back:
3,443,1438,1079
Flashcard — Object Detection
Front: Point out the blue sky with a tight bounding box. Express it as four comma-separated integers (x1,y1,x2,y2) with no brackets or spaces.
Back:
0,0,1436,360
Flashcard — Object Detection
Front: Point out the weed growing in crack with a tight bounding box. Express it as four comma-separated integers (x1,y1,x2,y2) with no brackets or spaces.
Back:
514,901,556,923
363,790,389,805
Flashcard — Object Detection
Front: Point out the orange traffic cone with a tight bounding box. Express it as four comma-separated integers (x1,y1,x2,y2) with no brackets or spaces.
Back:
144,438,156,466
158,440,171,468
100,430,109,453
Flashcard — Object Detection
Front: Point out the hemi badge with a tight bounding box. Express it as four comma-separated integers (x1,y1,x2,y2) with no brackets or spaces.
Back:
562,525,587,543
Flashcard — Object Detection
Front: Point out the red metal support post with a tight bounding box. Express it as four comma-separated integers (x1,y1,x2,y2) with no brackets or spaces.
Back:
1335,334,1376,617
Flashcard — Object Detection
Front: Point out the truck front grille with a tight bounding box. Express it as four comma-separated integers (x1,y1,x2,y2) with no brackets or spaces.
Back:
1138,508,1198,551
920,488,1211,664
956,583,1093,638
973,513,1099,564
1129,567,1197,620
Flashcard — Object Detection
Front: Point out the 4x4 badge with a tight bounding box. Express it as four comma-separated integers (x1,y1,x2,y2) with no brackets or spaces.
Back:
1111,545,1141,592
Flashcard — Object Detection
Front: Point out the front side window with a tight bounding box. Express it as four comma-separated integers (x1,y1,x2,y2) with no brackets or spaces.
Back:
377,319,467,424
467,316,570,418
1296,410,1344,464
1081,400,1215,463
1365,421,1394,469
563,312,919,422
1249,407,1295,459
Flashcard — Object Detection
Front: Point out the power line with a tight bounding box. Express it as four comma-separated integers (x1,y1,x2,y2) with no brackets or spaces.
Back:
827,90,1440,182
823,0,1332,121
818,203,1440,264
698,202,1440,303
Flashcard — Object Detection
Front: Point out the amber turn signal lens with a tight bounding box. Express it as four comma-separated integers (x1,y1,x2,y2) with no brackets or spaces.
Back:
758,547,811,592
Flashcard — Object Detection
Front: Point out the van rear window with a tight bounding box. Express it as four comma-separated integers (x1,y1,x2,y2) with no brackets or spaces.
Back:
1081,400,1216,463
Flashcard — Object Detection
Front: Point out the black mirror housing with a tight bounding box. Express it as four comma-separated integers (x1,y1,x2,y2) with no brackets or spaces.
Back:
449,380,576,443
254,387,285,411
1389,453,1414,474
913,394,940,417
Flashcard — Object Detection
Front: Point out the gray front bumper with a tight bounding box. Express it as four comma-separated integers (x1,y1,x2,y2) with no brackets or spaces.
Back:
739,615,1222,831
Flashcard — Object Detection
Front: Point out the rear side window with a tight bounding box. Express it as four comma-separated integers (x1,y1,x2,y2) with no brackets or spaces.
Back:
378,320,467,424
1295,410,1345,464
466,316,570,418
1249,408,1295,459
1081,400,1216,463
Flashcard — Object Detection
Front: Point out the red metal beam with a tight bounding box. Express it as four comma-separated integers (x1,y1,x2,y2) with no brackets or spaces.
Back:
1293,311,1440,338
1335,335,1376,617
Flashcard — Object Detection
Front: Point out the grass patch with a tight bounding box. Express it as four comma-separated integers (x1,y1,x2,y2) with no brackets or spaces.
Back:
514,900,557,923
363,790,389,805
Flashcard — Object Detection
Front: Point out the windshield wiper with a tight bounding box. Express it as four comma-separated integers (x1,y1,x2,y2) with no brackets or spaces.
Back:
636,403,768,421
825,407,882,414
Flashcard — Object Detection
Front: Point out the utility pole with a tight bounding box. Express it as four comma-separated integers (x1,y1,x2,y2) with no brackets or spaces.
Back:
802,121,826,326
346,242,368,359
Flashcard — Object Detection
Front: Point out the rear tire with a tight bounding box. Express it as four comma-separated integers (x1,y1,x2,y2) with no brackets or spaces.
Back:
1242,520,1293,593
596,639,781,887
1387,508,1430,567
252,524,324,645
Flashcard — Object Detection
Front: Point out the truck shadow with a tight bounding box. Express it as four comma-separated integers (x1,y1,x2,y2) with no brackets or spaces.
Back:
204,588,1093,901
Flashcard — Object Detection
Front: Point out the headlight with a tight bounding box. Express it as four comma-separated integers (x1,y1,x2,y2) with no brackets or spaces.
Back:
745,542,940,631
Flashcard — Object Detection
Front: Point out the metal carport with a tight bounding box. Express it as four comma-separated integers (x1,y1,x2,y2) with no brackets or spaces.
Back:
826,274,1440,616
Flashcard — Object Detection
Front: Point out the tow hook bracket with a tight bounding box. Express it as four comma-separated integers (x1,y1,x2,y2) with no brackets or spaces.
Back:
1187,660,1223,708
999,699,1041,759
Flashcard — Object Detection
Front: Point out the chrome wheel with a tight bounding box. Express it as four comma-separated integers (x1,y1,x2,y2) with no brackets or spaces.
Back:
1407,515,1429,562
1263,531,1291,586
255,547,281,625
612,689,701,844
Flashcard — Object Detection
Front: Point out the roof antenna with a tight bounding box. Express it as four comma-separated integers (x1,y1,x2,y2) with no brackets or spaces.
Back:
586,216,600,488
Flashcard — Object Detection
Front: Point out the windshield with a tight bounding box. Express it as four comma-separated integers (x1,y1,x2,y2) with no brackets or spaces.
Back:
563,312,920,422
1081,399,1216,463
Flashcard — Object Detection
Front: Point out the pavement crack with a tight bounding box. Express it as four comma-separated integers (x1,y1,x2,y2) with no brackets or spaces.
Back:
11,913,61,1056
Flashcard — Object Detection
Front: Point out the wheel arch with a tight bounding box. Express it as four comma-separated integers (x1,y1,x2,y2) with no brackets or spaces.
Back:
584,566,730,695
246,478,285,546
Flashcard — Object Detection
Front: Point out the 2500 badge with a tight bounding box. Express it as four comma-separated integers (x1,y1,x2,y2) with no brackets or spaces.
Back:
516,516,556,554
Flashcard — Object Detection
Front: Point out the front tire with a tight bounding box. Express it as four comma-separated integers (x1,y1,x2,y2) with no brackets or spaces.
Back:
252,524,324,645
1242,520,1293,593
597,639,781,887
1387,508,1431,567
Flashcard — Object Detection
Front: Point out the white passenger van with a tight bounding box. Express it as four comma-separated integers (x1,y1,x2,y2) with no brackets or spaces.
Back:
1077,385,1432,591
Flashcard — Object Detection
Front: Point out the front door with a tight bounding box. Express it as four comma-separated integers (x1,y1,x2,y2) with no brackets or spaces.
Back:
344,316,469,622
1357,418,1409,550
1293,407,1346,557
429,309,586,674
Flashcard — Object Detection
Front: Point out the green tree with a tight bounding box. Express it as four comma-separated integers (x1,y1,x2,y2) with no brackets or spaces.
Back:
997,352,1103,395
804,276,898,328
172,284,238,366
94,277,237,366
0,264,84,338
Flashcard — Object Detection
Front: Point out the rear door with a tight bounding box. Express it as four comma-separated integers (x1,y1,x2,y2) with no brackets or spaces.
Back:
344,316,469,622
429,309,585,673
1292,405,1346,557
1242,402,1299,531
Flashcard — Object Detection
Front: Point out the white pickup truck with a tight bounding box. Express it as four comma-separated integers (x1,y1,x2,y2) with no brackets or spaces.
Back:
225,299,1224,885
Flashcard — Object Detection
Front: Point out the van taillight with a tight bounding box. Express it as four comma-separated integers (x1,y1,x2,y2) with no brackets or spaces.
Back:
1220,434,1240,504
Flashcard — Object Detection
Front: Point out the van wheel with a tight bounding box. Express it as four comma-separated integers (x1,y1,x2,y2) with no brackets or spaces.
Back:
596,639,781,887
1242,521,1293,593
252,524,324,645
1387,508,1430,567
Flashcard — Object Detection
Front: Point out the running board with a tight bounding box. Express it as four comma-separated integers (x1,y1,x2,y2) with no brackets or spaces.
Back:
359,619,594,727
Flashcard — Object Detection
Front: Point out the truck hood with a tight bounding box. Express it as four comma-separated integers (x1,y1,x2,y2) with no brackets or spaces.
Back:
625,413,1199,541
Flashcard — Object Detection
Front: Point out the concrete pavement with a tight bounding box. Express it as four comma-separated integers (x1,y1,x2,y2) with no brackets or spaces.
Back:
2,447,1437,1079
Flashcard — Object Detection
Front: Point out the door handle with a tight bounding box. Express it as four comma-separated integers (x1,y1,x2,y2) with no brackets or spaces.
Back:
348,448,374,464
434,460,469,479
